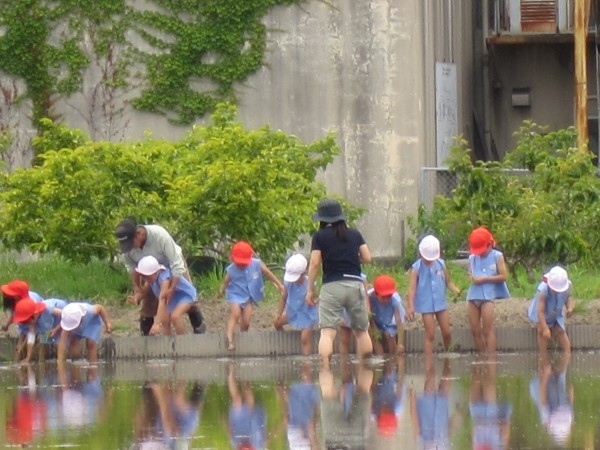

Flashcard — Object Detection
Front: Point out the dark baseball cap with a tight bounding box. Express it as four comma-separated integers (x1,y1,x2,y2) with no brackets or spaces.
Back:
114,219,137,253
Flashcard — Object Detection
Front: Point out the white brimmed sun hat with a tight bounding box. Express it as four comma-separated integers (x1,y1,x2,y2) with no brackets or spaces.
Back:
284,254,308,282
545,266,570,293
61,303,87,331
135,256,166,276
418,235,441,261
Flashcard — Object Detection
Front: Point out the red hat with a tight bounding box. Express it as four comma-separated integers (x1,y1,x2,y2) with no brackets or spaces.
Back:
469,227,494,256
231,241,253,265
1,280,30,299
373,275,396,297
376,410,398,437
12,298,46,323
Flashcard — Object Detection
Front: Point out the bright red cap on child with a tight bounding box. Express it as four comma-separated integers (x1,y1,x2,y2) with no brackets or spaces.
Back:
469,226,494,256
12,298,45,323
231,241,253,265
373,275,396,297
1,280,30,299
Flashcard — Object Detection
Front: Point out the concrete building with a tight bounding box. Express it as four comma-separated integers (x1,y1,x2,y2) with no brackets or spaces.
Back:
3,1,597,258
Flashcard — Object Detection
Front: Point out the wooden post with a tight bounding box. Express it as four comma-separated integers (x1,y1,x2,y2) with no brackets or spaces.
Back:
575,0,591,150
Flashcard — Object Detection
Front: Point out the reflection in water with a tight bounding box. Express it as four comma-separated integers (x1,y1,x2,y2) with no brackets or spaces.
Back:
319,356,373,449
228,362,267,450
529,353,573,448
278,362,320,449
6,363,108,446
470,359,512,450
371,357,406,439
0,353,595,449
130,380,204,449
410,359,454,450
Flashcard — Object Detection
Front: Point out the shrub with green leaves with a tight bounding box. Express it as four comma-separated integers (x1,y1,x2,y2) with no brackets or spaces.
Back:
408,121,600,274
0,103,348,263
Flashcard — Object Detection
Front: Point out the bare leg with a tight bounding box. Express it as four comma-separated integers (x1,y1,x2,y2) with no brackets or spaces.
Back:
436,309,452,351
240,303,254,332
422,313,436,356
300,328,313,356
318,327,337,367
554,327,571,355
227,304,242,350
354,329,373,360
468,301,485,353
480,302,496,354
338,325,352,355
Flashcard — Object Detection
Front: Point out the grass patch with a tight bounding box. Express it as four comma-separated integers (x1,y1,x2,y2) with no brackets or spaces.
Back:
2,255,599,308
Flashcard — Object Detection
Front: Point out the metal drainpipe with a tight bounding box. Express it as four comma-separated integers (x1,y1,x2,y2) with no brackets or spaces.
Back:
482,0,493,158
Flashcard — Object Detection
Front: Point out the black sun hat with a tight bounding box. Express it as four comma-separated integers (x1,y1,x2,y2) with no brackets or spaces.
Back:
311,198,346,223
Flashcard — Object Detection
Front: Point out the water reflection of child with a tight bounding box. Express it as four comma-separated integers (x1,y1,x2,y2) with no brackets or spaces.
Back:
470,361,512,449
319,357,374,449
371,358,406,439
6,365,47,447
131,381,204,449
529,353,573,447
277,362,320,449
228,363,267,450
410,359,455,450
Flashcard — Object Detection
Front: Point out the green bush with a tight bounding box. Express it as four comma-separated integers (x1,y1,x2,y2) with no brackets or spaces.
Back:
0,103,354,264
408,122,600,276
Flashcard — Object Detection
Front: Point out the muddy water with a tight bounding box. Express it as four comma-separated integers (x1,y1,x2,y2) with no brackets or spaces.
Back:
0,352,598,449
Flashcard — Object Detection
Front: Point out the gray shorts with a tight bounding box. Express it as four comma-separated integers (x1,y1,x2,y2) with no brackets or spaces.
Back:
319,280,369,331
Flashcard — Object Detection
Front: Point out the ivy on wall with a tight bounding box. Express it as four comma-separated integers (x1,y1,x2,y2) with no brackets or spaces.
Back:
0,0,302,128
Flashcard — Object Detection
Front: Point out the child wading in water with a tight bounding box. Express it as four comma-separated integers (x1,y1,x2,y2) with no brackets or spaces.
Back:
368,274,407,355
273,253,318,355
406,235,461,357
528,266,574,359
466,226,510,356
218,241,285,351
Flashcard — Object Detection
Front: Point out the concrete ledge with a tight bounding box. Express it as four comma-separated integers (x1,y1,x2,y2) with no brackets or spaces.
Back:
2,325,598,361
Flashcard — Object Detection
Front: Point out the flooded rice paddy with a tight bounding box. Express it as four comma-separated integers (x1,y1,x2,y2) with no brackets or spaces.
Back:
1,351,599,449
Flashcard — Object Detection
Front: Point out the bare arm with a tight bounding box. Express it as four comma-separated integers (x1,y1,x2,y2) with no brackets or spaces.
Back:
406,269,417,321
537,293,550,339
565,295,574,317
444,267,462,295
358,243,371,264
260,262,285,297
217,273,231,298
92,305,113,333
306,250,322,306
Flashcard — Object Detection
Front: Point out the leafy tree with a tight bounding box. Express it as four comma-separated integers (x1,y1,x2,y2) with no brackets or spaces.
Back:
0,103,348,263
408,122,600,275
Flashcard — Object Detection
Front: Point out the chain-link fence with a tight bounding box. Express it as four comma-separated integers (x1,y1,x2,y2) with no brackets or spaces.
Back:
419,167,530,209
419,167,459,210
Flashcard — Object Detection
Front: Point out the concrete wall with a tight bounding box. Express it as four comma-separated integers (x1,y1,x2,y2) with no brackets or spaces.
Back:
489,44,576,156
3,1,477,258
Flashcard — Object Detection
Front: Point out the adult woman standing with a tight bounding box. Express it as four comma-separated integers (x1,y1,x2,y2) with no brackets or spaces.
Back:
306,198,373,366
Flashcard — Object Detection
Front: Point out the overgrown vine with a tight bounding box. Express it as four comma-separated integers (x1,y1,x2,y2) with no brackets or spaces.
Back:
0,0,303,129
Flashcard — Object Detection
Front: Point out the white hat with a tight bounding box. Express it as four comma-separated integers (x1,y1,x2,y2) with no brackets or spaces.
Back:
61,303,87,331
545,266,570,293
419,235,440,261
135,256,166,276
284,254,308,282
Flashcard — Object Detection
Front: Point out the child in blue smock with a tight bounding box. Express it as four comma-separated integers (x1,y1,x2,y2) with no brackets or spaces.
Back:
368,275,407,355
56,301,113,363
273,253,318,355
135,255,196,336
466,226,510,355
407,235,461,356
11,297,67,363
527,266,574,357
218,241,285,351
